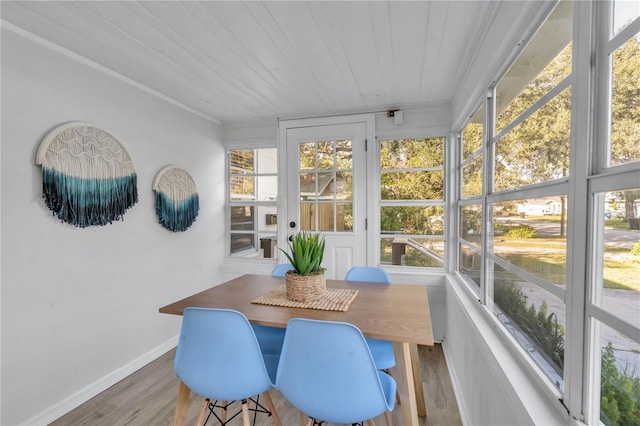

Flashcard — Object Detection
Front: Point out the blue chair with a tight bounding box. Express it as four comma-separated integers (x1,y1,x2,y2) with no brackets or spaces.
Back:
174,307,281,426
276,318,396,426
271,262,294,277
345,266,396,371
251,264,292,356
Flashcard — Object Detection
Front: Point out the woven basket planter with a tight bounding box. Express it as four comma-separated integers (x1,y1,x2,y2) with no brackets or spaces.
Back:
285,270,326,302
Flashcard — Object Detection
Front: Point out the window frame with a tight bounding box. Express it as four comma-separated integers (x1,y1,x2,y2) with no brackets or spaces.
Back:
226,146,279,260
584,1,640,422
377,135,448,270
454,1,640,422
484,21,574,393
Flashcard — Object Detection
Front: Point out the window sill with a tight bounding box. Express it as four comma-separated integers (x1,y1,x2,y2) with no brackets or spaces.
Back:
222,257,278,277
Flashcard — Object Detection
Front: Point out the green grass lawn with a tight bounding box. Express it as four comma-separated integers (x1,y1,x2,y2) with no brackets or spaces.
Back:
495,237,640,291
524,215,632,231
605,219,634,230
602,247,640,290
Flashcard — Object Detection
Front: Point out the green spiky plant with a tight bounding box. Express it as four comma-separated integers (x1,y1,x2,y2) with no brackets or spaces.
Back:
280,231,326,275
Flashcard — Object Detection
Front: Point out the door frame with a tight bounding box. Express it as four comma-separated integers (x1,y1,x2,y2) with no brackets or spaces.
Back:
277,114,377,267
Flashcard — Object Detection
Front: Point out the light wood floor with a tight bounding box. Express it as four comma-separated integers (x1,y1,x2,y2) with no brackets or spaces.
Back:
50,344,461,426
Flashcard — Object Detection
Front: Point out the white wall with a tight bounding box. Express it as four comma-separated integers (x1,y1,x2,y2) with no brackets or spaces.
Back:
1,28,225,425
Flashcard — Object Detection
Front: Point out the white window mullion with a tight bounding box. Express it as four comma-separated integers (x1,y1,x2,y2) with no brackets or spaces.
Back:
447,132,461,273
588,304,640,345
563,0,594,420
594,0,613,175
483,88,496,307
488,179,571,203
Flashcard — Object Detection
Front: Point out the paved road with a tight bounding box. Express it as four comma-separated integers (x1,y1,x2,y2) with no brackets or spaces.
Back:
604,227,640,249
519,282,638,330
496,217,640,249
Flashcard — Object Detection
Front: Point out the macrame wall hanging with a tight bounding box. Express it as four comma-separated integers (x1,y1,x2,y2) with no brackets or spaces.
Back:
35,122,138,228
152,166,199,232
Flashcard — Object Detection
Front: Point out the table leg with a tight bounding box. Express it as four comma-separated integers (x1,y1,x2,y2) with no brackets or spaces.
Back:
410,343,426,417
173,380,191,426
393,342,419,425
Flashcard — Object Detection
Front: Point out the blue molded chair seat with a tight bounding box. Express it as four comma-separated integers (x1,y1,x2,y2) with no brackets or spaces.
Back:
174,307,281,426
276,318,395,425
252,325,286,357
251,264,293,356
367,338,396,370
345,266,396,370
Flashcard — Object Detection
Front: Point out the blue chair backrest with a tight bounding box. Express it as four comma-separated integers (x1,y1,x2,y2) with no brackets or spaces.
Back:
272,263,294,277
276,318,391,424
174,307,273,401
345,266,391,284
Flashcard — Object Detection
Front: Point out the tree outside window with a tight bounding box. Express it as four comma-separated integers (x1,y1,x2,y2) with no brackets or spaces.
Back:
379,138,445,268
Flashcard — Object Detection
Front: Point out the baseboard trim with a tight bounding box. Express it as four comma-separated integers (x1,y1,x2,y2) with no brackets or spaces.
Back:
23,335,179,426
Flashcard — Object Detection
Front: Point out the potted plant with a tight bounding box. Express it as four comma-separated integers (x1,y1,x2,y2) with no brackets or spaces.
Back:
280,231,326,302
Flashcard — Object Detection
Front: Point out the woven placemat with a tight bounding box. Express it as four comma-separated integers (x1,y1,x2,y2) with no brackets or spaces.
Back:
251,285,358,312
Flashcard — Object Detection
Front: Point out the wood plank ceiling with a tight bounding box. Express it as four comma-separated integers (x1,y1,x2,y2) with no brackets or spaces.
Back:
2,1,502,124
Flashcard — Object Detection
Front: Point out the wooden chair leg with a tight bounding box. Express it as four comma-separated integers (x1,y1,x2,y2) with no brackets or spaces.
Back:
173,380,191,426
262,391,282,426
367,419,376,426
220,400,228,423
384,410,393,426
241,399,251,426
196,399,209,426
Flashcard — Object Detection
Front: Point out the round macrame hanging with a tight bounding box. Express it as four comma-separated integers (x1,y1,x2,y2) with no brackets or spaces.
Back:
35,122,138,228
152,166,199,232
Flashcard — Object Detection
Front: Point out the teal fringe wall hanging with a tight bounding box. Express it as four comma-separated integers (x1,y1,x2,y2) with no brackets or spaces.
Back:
152,166,199,232
35,122,138,228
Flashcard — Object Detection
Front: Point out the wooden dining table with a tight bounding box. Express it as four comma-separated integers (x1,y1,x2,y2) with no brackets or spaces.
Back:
159,273,434,425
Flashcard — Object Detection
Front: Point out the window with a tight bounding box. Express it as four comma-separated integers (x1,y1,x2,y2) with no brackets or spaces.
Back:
608,24,640,167
459,106,484,295
298,139,353,232
461,107,484,199
379,137,445,268
589,1,640,422
459,0,572,393
227,148,278,258
491,1,571,392
486,2,573,391
456,1,640,422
